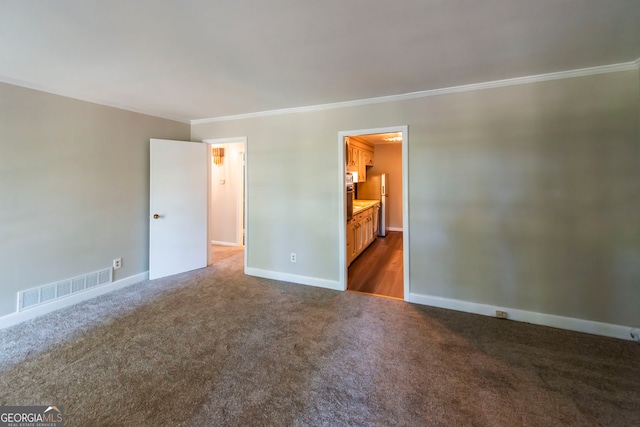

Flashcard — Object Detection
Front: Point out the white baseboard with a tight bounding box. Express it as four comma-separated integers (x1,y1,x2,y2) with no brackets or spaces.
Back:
245,267,343,291
387,227,403,232
211,240,239,246
409,292,637,341
0,272,149,330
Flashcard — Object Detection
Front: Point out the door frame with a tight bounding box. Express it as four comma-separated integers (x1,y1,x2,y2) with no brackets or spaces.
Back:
203,136,248,272
337,125,410,301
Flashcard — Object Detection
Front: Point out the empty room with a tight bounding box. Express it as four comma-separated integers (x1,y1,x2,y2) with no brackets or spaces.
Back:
1,1,639,425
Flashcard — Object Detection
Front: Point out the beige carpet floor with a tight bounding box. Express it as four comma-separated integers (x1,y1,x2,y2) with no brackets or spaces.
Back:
1,247,639,426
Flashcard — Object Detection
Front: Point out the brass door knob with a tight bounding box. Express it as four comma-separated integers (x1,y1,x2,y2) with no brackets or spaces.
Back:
153,214,160,219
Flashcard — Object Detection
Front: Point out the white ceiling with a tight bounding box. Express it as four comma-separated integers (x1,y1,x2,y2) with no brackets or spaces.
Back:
1,1,639,123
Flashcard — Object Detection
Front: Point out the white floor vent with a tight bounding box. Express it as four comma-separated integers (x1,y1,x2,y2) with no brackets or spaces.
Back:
18,268,113,311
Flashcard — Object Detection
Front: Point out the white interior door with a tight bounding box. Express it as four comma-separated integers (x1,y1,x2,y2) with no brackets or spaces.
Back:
149,138,208,280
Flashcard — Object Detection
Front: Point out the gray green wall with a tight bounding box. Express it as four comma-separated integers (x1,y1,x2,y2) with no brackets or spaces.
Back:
0,83,189,317
192,69,640,328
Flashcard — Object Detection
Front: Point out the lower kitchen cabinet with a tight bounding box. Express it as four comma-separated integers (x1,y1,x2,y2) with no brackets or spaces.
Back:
362,208,372,247
346,220,357,265
346,202,380,266
356,216,366,253
372,204,379,236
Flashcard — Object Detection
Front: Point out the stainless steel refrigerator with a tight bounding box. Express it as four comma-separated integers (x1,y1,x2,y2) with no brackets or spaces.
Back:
357,173,388,237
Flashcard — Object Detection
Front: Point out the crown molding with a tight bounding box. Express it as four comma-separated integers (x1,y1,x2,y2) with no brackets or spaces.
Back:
2,58,636,126
0,75,191,124
192,59,639,125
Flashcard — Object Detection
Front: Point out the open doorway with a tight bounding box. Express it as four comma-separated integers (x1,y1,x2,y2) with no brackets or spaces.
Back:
338,126,409,300
203,138,246,266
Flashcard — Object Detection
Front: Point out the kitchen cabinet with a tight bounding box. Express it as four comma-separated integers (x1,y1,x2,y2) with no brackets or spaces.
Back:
346,201,380,266
345,137,374,182
363,208,373,247
349,147,373,182
354,212,365,254
357,149,369,182
372,204,379,237
346,142,358,168
361,149,374,167
346,219,357,265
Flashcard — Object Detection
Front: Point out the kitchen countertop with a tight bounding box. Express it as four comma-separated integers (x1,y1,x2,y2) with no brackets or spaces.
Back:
352,199,380,215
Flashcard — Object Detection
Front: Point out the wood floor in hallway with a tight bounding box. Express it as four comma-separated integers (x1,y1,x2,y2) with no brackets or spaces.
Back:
347,231,403,299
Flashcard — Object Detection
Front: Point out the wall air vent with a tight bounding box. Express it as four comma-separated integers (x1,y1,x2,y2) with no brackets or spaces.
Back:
17,267,113,311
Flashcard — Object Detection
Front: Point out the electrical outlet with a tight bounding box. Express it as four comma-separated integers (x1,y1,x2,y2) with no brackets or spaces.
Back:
113,258,122,269
290,253,296,263
496,310,508,319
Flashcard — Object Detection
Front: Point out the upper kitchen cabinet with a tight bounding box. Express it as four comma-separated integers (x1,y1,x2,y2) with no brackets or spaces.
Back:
346,140,358,168
361,149,374,167
345,137,374,182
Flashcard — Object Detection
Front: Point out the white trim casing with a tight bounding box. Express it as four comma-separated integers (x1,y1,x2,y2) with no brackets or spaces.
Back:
0,272,149,330
244,139,249,273
203,136,248,267
338,125,410,301
409,292,638,341
337,132,347,292
2,60,636,125
401,126,409,302
203,136,248,145
191,60,639,124
245,267,342,291
387,227,404,232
